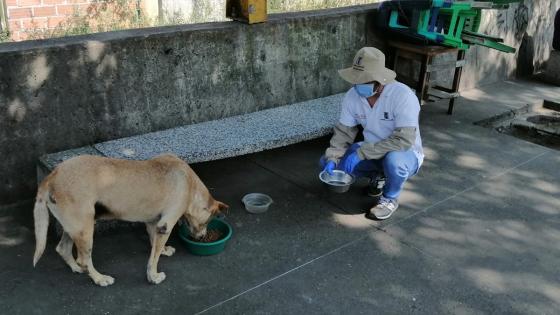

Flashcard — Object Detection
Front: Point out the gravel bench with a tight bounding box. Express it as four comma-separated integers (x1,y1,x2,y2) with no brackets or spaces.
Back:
37,93,344,182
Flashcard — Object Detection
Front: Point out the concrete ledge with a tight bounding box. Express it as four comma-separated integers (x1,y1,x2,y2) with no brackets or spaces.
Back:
39,93,343,172
96,93,343,162
0,4,380,54
37,146,104,182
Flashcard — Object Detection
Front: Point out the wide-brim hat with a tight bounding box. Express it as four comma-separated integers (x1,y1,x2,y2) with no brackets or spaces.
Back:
338,47,397,85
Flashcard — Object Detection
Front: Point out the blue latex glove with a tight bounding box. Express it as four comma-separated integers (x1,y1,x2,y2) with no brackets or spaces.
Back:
340,152,362,175
323,161,336,175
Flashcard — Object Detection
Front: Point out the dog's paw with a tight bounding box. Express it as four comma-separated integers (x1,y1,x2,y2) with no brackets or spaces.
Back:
161,246,175,257
70,264,85,274
94,275,115,287
148,272,166,284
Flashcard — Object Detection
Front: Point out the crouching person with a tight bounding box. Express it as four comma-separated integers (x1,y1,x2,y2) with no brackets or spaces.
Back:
320,47,424,220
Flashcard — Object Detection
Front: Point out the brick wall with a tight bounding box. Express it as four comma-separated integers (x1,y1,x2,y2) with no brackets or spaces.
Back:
4,0,143,41
5,0,96,41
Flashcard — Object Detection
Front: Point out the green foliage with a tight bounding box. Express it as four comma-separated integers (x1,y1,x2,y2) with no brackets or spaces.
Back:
269,0,378,13
21,0,380,41
30,0,153,40
0,31,10,43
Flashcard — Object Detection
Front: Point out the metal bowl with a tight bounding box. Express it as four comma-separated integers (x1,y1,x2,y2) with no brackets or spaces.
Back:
242,193,273,214
319,170,355,193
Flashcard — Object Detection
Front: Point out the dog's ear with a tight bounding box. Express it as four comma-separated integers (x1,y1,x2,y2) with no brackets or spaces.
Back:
213,201,229,214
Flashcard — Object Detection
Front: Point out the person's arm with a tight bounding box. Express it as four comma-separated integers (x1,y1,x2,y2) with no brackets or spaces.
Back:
325,123,359,163
356,127,416,160
324,92,359,163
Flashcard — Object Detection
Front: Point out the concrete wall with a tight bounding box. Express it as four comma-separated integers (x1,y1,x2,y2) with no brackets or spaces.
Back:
151,0,560,90
0,5,376,205
382,0,560,90
461,0,560,89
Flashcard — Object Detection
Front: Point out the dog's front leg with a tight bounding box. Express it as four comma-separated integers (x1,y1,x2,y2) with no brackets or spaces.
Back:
146,221,173,284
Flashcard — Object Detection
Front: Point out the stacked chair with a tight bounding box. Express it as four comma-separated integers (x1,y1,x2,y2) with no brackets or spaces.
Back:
379,0,521,53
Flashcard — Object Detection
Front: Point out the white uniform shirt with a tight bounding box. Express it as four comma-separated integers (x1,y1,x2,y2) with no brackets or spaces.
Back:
339,82,424,166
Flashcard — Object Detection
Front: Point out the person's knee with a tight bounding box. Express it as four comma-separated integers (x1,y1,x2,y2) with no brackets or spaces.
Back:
383,151,410,178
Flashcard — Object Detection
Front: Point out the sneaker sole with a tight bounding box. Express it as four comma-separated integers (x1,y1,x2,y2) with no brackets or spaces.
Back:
374,212,393,220
366,210,394,220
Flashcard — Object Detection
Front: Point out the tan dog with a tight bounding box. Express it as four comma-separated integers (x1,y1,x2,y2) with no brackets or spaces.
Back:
32,154,228,286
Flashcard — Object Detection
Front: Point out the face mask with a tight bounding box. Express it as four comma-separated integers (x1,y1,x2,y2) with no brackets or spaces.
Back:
354,83,377,98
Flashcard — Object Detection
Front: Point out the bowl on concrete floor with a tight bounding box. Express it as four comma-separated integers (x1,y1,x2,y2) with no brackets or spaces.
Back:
242,193,273,214
319,170,355,193
178,219,233,256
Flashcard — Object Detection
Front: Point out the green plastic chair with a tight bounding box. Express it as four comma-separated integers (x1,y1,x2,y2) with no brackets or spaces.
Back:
386,0,517,53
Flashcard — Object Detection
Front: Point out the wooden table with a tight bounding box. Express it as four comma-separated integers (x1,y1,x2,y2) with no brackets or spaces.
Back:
388,40,466,115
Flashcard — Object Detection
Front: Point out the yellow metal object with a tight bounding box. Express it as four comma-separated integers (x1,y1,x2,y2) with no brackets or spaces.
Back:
226,0,267,24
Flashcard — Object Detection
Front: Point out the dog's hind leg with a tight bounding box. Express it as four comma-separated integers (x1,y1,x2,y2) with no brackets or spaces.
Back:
146,222,175,257
73,219,115,287
56,231,84,273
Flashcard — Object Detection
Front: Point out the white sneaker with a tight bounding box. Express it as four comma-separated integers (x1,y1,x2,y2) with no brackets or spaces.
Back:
368,196,399,220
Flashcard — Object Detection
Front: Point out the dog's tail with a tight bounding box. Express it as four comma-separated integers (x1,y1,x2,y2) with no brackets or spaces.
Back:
33,182,51,267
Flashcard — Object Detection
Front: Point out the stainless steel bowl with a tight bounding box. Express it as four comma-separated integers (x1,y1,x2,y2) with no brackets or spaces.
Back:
319,170,355,193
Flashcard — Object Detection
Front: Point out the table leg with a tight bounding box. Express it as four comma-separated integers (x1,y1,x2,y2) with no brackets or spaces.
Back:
417,55,431,105
392,48,399,71
448,50,466,115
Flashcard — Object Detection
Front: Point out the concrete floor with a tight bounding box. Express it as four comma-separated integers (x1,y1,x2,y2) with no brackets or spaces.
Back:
1,79,559,315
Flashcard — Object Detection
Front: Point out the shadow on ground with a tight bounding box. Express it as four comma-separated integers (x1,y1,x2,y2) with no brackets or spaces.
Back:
0,79,559,315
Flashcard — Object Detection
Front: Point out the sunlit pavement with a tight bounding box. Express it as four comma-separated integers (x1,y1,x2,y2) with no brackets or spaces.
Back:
1,79,559,314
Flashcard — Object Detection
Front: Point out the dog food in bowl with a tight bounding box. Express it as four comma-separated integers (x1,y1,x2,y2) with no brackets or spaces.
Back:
178,219,233,255
190,229,224,243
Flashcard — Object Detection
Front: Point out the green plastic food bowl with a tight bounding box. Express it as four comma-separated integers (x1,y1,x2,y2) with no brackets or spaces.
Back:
178,219,233,256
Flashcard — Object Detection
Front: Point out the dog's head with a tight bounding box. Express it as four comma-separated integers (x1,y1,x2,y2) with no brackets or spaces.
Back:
184,199,229,239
